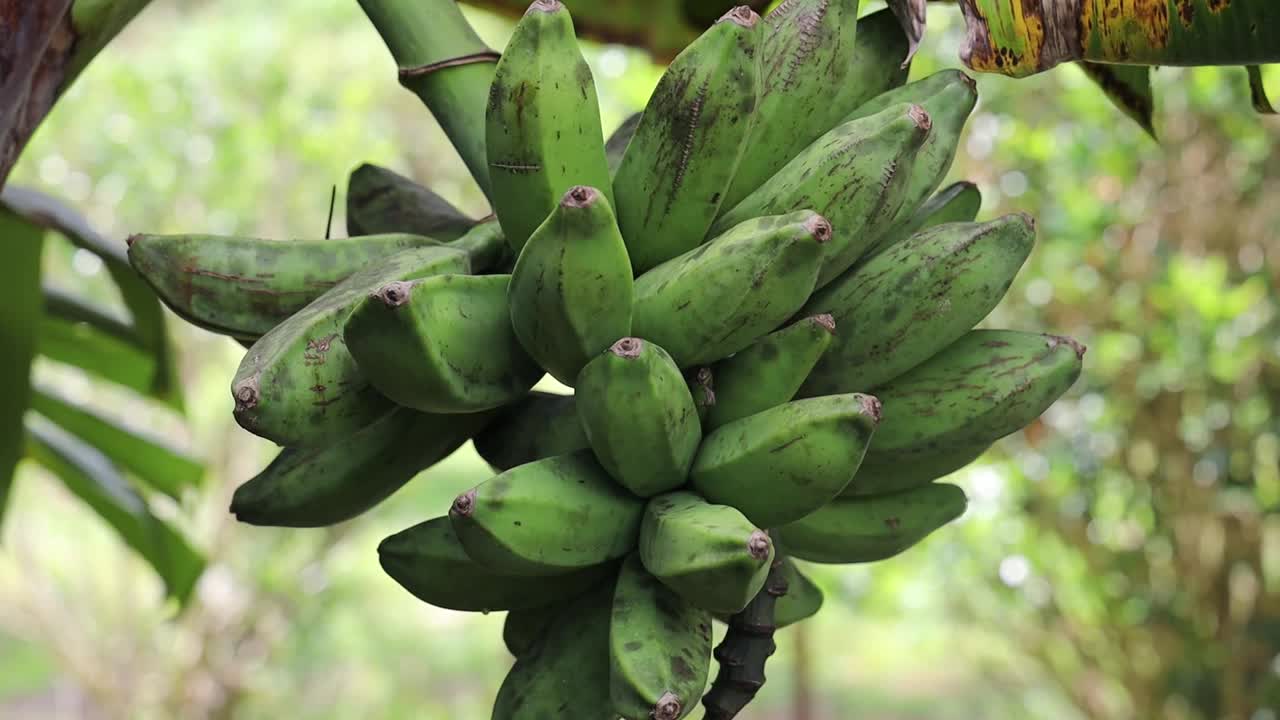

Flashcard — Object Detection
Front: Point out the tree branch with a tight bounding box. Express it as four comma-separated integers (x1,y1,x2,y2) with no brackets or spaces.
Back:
702,553,789,720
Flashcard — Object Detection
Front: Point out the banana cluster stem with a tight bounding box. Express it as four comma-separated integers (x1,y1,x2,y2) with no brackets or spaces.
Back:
702,552,789,719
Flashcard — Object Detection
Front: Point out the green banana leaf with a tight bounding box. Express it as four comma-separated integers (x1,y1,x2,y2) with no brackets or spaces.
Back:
1078,62,1157,138
1247,65,1277,113
0,209,44,528
1,187,179,407
29,384,203,500
40,287,159,396
24,418,204,605
956,0,1280,77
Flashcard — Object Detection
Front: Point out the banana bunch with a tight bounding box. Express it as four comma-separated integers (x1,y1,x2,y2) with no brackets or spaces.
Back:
128,2,1085,717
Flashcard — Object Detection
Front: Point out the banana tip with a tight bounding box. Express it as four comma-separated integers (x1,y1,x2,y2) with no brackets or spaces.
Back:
527,0,562,14
233,377,260,412
1049,335,1087,360
804,215,833,244
1013,211,1037,233
125,233,142,248
562,185,600,209
747,530,771,560
610,337,643,359
653,693,683,720
374,280,414,308
717,6,760,27
451,489,477,518
860,394,882,423
908,104,933,133
810,313,836,334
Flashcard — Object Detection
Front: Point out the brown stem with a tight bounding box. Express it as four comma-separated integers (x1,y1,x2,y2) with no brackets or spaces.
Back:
702,553,789,720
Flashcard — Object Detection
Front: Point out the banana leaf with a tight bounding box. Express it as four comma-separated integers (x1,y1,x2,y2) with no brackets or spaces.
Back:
957,0,1280,77
1,187,180,408
1078,62,1157,138
1247,65,1276,113
24,418,203,605
0,209,44,528
29,384,203,500
39,302,159,397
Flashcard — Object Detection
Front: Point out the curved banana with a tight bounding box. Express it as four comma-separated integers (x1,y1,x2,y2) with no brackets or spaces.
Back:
639,491,773,615
343,274,543,413
776,483,968,564
503,603,561,658
472,392,588,472
840,442,989,498
862,180,982,261
486,1,614,254
231,245,469,445
613,7,762,273
449,451,644,576
690,394,880,527
800,215,1036,396
576,338,701,498
632,210,829,367
508,185,632,385
705,313,834,430
345,163,476,240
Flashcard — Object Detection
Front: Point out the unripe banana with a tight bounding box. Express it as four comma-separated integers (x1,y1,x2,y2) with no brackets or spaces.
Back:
605,112,642,175
486,1,614,254
503,603,561,658
613,7,762,273
720,0,862,211
842,70,978,229
378,516,612,611
686,367,715,425
840,442,989,498
800,215,1036,396
776,483,968,564
508,186,632,385
126,232,441,339
449,451,644,576
345,163,476,240
866,330,1084,458
229,406,493,527
712,103,933,287
632,210,829,368
610,554,712,720
231,245,470,446
575,338,701,498
705,313,835,430
493,584,615,719
690,394,881,527
862,180,982,261
343,274,543,413
639,491,773,615
717,557,822,628
473,392,588,472
447,219,512,274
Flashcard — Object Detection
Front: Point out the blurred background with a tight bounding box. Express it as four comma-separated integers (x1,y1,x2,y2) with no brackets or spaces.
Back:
2,1,1279,718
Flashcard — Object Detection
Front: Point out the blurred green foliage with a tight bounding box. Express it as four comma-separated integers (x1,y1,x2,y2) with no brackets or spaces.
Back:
0,1,1277,719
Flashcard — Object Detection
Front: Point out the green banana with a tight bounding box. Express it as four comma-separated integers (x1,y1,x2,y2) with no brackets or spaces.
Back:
705,313,834,430
639,491,773,614
862,180,982,261
378,516,611,611
345,163,476,240
503,603,562,658
575,338,701,498
632,210,829,368
230,406,492,527
799,215,1036,396
492,585,615,719
508,186,632,385
776,483,968,564
609,553,712,720
841,70,978,229
716,557,822,628
231,245,470,445
865,330,1085,457
690,393,880,527
604,112,642,175
343,274,543,413
486,1,614,254
472,392,588,472
446,219,512,274
612,7,762,273
711,102,932,287
127,232,441,339
686,366,716,425
719,0,864,211
840,442,989,498
449,451,644,576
